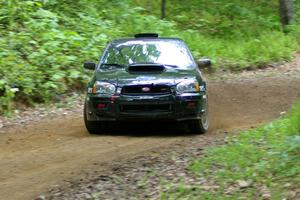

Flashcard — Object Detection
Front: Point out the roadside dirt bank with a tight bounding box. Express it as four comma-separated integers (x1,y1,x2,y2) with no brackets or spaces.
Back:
0,61,300,200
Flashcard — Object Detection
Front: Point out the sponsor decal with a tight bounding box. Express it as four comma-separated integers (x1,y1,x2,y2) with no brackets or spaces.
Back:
88,88,93,93
199,85,206,91
139,96,155,99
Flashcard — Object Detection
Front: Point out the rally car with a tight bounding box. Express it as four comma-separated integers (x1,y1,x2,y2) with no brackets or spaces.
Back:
83,33,210,134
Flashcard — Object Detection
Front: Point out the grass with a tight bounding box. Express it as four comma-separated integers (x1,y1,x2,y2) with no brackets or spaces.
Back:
179,31,298,70
161,102,300,199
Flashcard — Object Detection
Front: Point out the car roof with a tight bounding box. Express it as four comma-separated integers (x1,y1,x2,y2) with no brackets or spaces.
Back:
110,37,185,45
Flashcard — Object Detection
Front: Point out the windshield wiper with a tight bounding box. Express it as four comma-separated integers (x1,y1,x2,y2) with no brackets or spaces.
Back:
101,63,126,68
137,63,179,68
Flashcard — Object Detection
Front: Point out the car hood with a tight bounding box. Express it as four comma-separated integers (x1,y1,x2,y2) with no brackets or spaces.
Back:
94,68,199,87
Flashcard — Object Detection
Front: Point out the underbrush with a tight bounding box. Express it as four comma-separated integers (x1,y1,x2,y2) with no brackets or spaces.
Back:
0,0,300,114
161,103,300,199
179,31,298,70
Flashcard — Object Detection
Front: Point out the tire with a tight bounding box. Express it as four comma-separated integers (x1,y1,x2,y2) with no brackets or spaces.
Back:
84,103,105,134
188,100,209,134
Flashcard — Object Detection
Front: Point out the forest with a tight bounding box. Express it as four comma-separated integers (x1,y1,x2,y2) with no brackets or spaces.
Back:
0,0,300,114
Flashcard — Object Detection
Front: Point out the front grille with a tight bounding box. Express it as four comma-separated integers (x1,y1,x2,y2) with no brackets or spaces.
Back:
122,85,171,95
120,104,172,112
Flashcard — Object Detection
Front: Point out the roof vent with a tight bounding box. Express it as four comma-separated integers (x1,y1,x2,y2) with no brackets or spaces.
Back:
134,33,159,38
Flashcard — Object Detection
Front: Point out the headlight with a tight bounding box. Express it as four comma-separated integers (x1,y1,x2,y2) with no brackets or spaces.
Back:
92,81,116,96
176,80,202,94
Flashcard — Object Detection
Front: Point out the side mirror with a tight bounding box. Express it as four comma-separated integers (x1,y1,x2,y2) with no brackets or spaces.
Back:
197,58,212,69
83,62,96,70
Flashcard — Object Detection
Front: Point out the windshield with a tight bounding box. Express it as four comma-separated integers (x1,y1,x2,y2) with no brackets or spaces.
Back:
100,40,195,70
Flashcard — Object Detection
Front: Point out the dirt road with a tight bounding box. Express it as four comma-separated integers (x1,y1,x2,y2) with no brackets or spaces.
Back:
0,65,300,199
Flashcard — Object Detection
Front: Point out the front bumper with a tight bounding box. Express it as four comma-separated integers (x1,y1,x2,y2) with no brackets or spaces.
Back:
85,93,207,122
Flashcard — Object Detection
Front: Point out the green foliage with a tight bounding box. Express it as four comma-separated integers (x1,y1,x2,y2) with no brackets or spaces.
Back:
161,103,300,199
139,0,281,37
0,0,300,113
289,102,300,134
179,31,297,70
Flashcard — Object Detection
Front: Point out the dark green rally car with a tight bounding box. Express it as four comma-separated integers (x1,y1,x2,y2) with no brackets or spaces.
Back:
83,33,210,134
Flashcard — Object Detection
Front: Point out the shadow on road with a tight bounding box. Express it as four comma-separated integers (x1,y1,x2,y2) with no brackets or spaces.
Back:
90,121,199,137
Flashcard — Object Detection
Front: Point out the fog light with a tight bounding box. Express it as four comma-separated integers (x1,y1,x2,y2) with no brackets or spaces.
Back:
97,103,107,109
187,101,196,108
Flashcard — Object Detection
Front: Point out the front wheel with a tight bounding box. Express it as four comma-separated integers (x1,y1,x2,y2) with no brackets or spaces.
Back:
83,104,99,134
188,102,209,134
84,103,107,134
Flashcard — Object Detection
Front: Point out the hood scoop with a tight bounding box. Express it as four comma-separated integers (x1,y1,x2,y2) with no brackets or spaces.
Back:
127,64,165,74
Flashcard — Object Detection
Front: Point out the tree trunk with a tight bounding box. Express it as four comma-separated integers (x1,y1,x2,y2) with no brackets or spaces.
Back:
161,0,166,19
279,0,295,27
